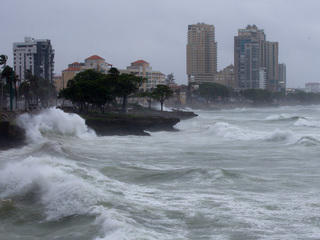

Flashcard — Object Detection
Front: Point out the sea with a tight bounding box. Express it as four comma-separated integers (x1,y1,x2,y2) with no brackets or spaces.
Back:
1,105,320,240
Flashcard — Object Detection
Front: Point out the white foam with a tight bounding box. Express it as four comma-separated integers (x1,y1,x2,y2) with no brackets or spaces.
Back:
17,108,96,143
294,118,320,127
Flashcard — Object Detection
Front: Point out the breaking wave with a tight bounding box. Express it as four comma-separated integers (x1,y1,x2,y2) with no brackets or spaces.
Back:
16,108,96,143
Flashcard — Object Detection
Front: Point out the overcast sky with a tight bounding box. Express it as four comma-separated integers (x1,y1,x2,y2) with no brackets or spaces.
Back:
2,0,320,87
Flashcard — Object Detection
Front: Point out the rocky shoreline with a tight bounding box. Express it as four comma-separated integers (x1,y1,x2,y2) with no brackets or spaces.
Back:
0,107,198,149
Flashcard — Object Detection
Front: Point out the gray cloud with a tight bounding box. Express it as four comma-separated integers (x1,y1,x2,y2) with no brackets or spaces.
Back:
2,0,320,87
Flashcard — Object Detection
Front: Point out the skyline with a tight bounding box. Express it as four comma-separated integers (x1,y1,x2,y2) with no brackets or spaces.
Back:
2,0,320,88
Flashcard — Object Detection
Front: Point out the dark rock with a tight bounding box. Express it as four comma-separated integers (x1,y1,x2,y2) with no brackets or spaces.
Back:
84,114,180,136
0,121,26,150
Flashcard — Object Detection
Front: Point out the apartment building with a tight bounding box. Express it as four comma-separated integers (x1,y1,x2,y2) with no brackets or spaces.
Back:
187,23,217,83
234,25,279,91
61,55,111,89
13,37,54,82
120,60,166,91
214,64,235,88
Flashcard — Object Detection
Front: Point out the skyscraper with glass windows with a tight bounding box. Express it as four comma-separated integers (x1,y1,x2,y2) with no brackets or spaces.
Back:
234,25,279,91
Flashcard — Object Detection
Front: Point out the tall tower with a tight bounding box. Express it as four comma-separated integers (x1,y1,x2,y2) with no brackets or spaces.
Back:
260,41,279,92
234,25,265,90
234,25,279,91
187,23,217,83
13,37,55,82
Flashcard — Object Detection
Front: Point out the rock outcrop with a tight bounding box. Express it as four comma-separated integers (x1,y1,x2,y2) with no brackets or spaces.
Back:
84,114,180,136
0,120,26,150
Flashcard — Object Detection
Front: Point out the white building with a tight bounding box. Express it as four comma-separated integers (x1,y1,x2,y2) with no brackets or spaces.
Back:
13,37,54,82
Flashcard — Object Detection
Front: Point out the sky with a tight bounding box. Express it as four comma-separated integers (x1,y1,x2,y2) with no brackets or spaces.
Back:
1,0,320,88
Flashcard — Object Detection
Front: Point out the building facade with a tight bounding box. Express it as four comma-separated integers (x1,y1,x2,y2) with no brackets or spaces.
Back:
214,64,235,88
61,55,111,90
13,37,54,82
187,23,217,83
260,41,279,91
234,25,279,91
278,63,286,91
120,60,166,91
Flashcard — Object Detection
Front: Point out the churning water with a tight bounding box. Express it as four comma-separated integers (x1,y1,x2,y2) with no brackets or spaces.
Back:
1,105,320,240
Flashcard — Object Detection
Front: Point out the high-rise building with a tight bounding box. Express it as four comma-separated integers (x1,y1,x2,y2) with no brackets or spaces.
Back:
234,25,265,90
234,25,279,91
13,37,54,82
278,63,286,91
187,23,217,83
260,41,279,91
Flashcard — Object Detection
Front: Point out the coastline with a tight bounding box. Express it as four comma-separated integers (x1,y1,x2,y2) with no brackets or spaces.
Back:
0,106,198,149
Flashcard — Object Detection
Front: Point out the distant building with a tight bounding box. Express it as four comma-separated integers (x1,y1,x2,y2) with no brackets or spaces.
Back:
305,83,320,93
234,25,279,91
260,41,279,92
13,37,55,82
259,67,266,89
278,63,286,91
120,60,166,91
187,23,217,83
214,64,235,88
53,75,63,91
61,55,111,89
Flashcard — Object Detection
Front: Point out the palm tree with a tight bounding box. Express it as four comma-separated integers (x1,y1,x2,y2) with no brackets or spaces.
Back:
0,55,8,67
0,55,8,107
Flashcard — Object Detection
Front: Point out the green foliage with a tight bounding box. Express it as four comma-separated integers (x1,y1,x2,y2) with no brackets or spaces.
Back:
198,82,230,104
241,89,272,104
152,84,173,111
59,68,145,113
115,73,145,110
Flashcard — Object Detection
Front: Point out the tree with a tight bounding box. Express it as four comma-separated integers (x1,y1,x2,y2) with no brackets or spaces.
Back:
166,73,175,84
0,55,8,67
1,66,18,108
241,88,272,104
115,73,145,111
138,89,154,109
198,82,230,105
38,78,57,107
152,84,173,111
19,81,30,106
59,69,114,113
0,55,8,107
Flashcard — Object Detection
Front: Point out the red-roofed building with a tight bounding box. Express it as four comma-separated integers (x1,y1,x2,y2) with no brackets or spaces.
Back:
60,55,112,90
85,55,105,61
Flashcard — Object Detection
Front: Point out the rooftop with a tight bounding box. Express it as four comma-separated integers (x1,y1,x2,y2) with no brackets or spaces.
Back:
86,55,105,60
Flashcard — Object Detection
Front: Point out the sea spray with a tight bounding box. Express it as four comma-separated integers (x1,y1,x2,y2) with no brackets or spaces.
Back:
16,108,96,143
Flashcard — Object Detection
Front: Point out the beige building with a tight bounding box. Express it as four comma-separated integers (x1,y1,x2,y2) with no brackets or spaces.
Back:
187,23,217,83
61,55,111,90
120,60,166,91
53,75,63,91
260,41,279,92
214,64,235,88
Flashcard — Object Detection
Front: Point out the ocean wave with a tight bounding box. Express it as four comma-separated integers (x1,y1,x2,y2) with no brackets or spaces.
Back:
294,118,320,127
16,108,96,143
266,114,304,122
207,122,259,141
